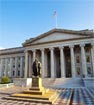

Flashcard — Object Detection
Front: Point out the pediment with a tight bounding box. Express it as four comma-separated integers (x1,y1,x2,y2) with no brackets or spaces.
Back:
23,29,92,46
31,32,87,44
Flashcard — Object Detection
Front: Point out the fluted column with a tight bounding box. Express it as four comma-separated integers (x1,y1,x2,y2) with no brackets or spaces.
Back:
80,44,87,77
41,48,45,78
50,47,55,78
0,59,3,78
10,58,13,78
28,54,32,78
91,43,94,76
70,45,76,78
59,46,65,77
5,59,8,76
20,56,23,78
24,51,28,78
15,57,18,77
32,49,36,62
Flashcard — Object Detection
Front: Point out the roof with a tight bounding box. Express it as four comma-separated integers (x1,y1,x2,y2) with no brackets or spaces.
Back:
23,28,94,46
0,47,24,55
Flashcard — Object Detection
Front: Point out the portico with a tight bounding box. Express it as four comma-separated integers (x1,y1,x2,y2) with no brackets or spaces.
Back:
0,28,94,80
24,42,94,79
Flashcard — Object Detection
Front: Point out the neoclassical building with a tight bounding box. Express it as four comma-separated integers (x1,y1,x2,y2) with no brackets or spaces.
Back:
0,29,94,80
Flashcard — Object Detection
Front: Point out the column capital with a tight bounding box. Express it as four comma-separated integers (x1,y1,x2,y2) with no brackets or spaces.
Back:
69,45,74,48
91,42,94,46
24,50,28,53
80,43,85,47
49,47,54,51
59,46,64,49
32,49,36,52
40,48,44,51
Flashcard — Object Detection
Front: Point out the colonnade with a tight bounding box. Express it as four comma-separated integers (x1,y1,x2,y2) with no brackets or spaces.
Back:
24,43,94,78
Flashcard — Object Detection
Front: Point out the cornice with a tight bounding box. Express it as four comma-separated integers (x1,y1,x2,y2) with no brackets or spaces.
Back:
23,28,93,46
0,47,24,55
23,37,92,47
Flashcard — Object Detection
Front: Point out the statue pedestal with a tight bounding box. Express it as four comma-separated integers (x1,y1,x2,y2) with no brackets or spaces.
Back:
30,77,44,92
32,77,42,87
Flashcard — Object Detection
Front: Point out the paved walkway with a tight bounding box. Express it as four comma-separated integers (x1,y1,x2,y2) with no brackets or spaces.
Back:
0,86,94,105
0,86,50,105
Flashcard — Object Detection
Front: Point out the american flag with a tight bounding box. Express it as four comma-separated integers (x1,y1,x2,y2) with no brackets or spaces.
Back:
53,11,57,17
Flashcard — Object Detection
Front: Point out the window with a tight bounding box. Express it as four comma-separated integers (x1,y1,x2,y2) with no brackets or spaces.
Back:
76,55,80,63
13,65,15,68
18,71,20,76
76,67,80,75
86,55,90,63
87,67,92,77
18,64,20,68
13,71,15,76
86,47,90,53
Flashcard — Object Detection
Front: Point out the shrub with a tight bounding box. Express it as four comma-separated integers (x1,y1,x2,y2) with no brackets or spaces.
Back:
0,76,10,84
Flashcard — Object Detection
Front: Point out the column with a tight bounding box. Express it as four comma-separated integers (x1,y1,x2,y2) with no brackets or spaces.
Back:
91,43,94,76
10,58,13,78
0,59,3,78
5,59,8,76
70,45,76,78
80,44,87,77
41,48,45,78
59,46,65,78
29,54,32,77
50,47,55,78
15,57,18,77
24,51,28,78
32,49,36,62
20,56,23,78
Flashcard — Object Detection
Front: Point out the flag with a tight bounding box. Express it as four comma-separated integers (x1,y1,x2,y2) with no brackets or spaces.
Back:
53,11,57,28
53,11,57,17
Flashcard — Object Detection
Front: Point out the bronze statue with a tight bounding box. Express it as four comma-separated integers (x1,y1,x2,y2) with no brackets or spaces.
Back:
32,59,41,77
38,61,41,76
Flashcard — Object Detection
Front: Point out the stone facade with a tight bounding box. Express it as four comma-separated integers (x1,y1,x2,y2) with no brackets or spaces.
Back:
0,29,94,79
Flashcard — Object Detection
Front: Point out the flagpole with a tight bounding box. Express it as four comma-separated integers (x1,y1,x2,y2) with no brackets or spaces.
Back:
55,13,57,28
53,11,58,28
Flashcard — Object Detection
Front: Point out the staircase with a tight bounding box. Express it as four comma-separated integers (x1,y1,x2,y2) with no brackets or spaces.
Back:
4,78,59,104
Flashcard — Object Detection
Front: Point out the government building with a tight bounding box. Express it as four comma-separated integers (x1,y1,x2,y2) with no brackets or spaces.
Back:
0,28,94,87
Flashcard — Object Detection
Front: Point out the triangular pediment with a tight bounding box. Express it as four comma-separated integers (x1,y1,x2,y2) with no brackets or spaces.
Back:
23,29,92,46
31,32,87,44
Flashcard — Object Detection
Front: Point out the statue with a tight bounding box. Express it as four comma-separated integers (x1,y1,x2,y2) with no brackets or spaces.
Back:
38,61,41,76
32,59,41,77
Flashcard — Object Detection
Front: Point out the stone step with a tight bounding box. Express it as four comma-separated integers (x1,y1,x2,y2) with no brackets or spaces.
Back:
10,90,56,100
49,91,59,103
4,90,58,104
4,96,52,104
11,94,50,100
29,87,43,91
23,88,49,95
23,90,43,95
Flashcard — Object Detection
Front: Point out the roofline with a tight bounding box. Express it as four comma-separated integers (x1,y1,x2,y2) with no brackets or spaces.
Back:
23,28,94,46
0,47,24,51
23,36,93,47
0,47,24,55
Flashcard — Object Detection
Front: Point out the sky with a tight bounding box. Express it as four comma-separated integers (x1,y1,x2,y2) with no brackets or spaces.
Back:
0,0,94,49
